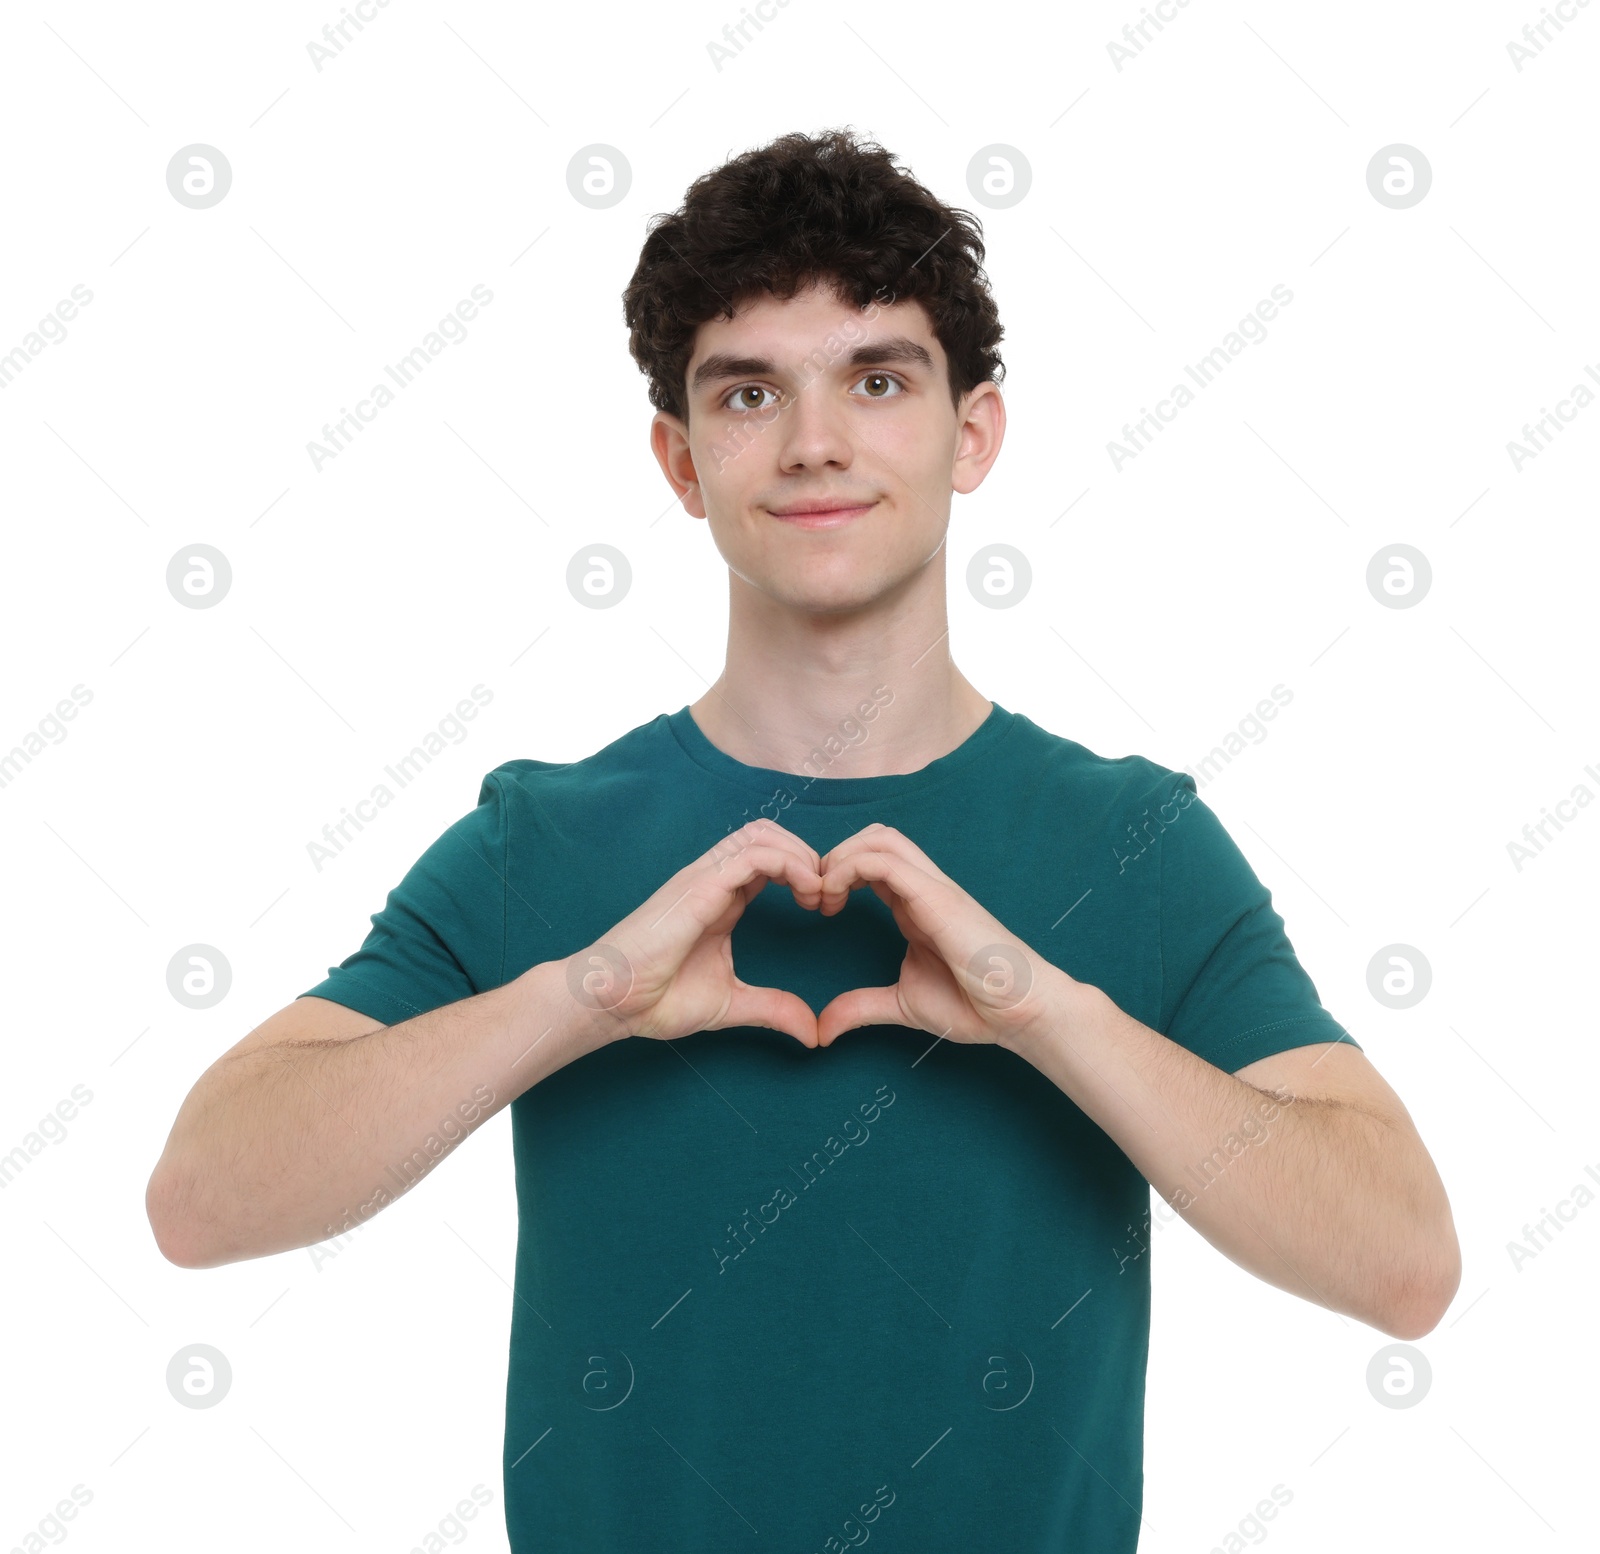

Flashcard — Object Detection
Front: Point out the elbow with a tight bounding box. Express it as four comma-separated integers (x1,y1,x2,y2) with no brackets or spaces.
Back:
1378,1297,1447,1342
1378,1222,1463,1340
146,1162,221,1270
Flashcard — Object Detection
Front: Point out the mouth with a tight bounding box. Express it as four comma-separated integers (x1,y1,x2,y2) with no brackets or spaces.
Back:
767,500,876,528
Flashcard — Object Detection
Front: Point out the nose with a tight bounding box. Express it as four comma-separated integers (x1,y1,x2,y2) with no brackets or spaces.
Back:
775,378,854,474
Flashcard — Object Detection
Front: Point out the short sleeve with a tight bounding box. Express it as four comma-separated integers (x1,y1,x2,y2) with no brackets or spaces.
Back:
298,769,511,1026
1152,771,1360,1072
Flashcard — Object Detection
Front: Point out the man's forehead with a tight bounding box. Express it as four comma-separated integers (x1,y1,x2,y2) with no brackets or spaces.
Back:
722,280,928,330
687,287,940,373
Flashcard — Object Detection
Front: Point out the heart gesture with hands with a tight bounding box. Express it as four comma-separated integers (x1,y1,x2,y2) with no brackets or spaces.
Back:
813,821,1063,1049
565,818,1066,1053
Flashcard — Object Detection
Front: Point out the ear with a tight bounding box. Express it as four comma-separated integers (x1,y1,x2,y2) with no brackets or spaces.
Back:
951,380,1005,497
650,410,707,521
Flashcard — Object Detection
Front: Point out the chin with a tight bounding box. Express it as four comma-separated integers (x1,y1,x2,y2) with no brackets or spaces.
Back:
778,577,895,616
727,545,914,613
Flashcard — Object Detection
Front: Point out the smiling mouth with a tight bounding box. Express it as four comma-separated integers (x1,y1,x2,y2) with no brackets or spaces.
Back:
767,500,876,527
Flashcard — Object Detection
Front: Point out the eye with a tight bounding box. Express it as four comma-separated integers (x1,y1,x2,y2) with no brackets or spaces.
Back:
851,372,905,399
722,384,780,412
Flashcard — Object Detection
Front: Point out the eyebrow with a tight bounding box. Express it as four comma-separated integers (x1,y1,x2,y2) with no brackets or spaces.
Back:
689,336,935,394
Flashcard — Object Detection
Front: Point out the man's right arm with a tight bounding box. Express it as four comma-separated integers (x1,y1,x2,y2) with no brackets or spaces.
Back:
145,958,616,1269
147,818,831,1270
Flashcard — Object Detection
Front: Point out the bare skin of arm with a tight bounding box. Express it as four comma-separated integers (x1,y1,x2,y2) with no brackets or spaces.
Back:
146,820,827,1268
808,822,1461,1339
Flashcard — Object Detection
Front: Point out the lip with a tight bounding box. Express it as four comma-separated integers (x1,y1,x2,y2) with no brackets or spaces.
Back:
767,501,876,527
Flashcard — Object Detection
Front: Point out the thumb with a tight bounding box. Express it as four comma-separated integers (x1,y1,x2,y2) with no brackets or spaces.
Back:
716,981,821,1049
816,984,906,1047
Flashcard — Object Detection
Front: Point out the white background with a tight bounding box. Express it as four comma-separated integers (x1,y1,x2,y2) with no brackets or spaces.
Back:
1,1,1595,1550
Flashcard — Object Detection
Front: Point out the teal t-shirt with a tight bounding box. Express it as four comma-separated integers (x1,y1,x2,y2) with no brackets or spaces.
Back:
301,701,1357,1551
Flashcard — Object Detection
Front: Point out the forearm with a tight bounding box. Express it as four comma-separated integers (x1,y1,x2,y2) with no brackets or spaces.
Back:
149,959,616,1267
1002,979,1455,1336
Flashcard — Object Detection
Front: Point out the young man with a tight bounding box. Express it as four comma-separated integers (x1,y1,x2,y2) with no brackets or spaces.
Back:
147,128,1460,1551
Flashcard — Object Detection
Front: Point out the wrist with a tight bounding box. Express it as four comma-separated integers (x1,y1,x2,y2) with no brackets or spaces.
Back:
522,955,632,1057
997,967,1102,1057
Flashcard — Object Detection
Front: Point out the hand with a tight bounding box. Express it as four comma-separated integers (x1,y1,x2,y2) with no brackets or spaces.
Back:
813,823,1070,1049
565,819,825,1047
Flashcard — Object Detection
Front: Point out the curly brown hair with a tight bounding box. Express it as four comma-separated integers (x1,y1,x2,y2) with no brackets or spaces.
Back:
622,127,1006,422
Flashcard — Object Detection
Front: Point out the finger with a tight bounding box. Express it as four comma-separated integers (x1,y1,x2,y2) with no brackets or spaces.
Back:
720,838,825,909
819,823,952,886
700,874,769,944
736,851,812,909
690,843,825,926
865,878,935,948
703,819,821,881
684,832,810,908
820,849,948,932
627,847,815,968
816,984,907,1046
820,850,967,970
835,874,933,949
717,981,821,1048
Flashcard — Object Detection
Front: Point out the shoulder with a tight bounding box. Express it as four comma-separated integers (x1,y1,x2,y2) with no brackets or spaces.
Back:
477,710,672,808
1005,707,1193,818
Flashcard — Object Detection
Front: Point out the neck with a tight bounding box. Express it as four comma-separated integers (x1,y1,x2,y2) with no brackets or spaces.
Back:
687,557,993,779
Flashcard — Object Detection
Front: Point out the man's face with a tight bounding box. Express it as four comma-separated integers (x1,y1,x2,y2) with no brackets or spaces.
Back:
651,281,1003,615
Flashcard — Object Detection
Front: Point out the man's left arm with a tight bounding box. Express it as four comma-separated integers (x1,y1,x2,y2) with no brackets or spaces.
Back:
814,821,1462,1340
999,986,1461,1339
